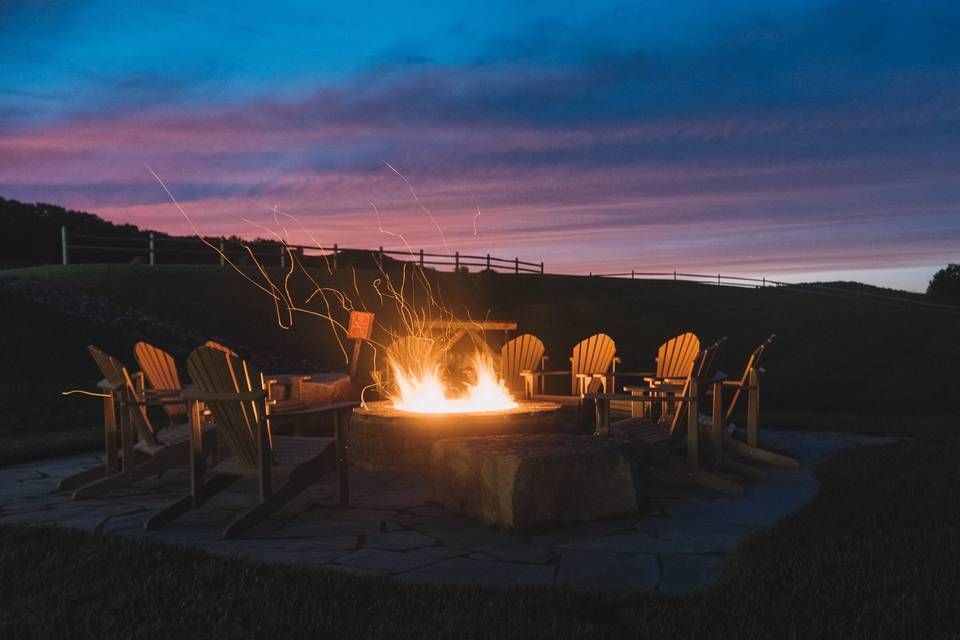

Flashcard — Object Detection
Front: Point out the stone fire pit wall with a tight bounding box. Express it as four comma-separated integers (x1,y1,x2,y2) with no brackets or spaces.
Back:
349,401,567,472
430,434,641,531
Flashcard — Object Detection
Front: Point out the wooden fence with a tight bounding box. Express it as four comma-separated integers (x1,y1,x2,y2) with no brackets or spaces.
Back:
57,226,958,313
59,227,545,275
588,269,960,314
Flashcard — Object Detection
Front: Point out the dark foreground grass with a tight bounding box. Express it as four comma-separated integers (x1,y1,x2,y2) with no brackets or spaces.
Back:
3,430,960,639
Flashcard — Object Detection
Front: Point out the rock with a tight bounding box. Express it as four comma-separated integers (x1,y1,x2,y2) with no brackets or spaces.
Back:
430,434,642,531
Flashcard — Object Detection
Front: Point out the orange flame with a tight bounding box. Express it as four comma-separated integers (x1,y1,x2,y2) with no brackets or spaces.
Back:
390,353,517,414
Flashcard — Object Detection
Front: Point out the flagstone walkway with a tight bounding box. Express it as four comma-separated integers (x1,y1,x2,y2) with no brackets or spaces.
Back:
0,431,897,593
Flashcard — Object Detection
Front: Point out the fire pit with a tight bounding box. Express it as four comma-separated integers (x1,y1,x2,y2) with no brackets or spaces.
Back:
349,400,567,471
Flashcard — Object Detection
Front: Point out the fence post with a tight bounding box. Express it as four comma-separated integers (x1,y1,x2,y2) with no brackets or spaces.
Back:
631,269,634,279
60,226,69,265
218,238,225,267
420,249,424,267
455,252,460,272
333,243,338,271
673,270,676,281
717,273,721,287
379,246,384,265
540,262,544,275
486,254,491,271
148,232,156,266
762,276,765,288
279,244,286,269
514,257,519,274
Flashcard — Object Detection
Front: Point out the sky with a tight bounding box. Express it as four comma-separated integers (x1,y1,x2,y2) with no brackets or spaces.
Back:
1,1,959,291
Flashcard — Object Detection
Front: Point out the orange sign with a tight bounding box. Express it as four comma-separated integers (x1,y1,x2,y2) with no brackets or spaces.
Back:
347,311,375,340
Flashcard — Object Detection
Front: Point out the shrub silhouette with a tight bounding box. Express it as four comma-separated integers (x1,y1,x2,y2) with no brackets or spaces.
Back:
927,263,960,300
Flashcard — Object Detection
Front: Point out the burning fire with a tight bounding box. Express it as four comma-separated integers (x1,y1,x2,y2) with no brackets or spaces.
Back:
390,353,518,414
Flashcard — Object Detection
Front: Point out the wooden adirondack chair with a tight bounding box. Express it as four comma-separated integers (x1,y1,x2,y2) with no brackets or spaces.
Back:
592,339,741,494
719,335,799,469
133,341,187,422
145,346,358,539
499,333,546,394
521,333,619,407
592,338,744,495
597,332,701,416
647,332,701,385
59,346,213,499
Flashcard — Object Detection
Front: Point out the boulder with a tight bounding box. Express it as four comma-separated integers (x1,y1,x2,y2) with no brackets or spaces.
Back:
430,434,642,531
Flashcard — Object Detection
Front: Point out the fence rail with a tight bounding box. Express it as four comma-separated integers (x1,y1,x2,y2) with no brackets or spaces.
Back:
588,269,960,314
58,227,959,314
60,227,545,274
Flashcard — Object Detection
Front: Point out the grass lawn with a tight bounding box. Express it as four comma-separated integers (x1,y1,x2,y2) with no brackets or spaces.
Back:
4,264,960,412
0,283,138,465
1,265,958,638
3,415,959,639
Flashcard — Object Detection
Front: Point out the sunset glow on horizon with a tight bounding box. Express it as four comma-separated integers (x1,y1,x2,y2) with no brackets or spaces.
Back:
3,1,960,291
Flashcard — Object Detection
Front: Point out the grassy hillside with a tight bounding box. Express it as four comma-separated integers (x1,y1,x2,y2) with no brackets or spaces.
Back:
2,266,960,637
6,264,959,407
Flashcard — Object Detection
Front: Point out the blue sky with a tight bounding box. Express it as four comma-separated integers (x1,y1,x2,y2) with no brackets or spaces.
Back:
2,0,959,290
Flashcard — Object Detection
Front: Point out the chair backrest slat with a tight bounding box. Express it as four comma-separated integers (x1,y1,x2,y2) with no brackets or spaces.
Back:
656,332,701,379
187,346,264,470
134,342,186,419
570,333,616,394
88,345,160,447
500,334,545,392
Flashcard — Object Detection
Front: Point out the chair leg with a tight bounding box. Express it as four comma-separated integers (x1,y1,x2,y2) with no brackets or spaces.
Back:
223,474,311,539
723,434,800,469
663,457,743,496
144,494,194,530
145,473,239,530
58,464,108,491
222,446,334,539
72,469,135,500
72,445,184,499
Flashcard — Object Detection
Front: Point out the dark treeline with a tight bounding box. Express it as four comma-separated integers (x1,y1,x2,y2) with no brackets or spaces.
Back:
0,197,405,271
1,197,154,266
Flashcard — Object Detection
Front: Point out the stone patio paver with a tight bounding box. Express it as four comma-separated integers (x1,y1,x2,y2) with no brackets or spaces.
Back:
0,431,898,593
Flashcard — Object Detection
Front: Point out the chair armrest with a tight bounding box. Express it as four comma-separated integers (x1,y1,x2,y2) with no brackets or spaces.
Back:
585,391,697,404
143,388,182,398
265,373,311,385
265,401,360,419
127,396,191,407
181,385,268,403
624,384,684,394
